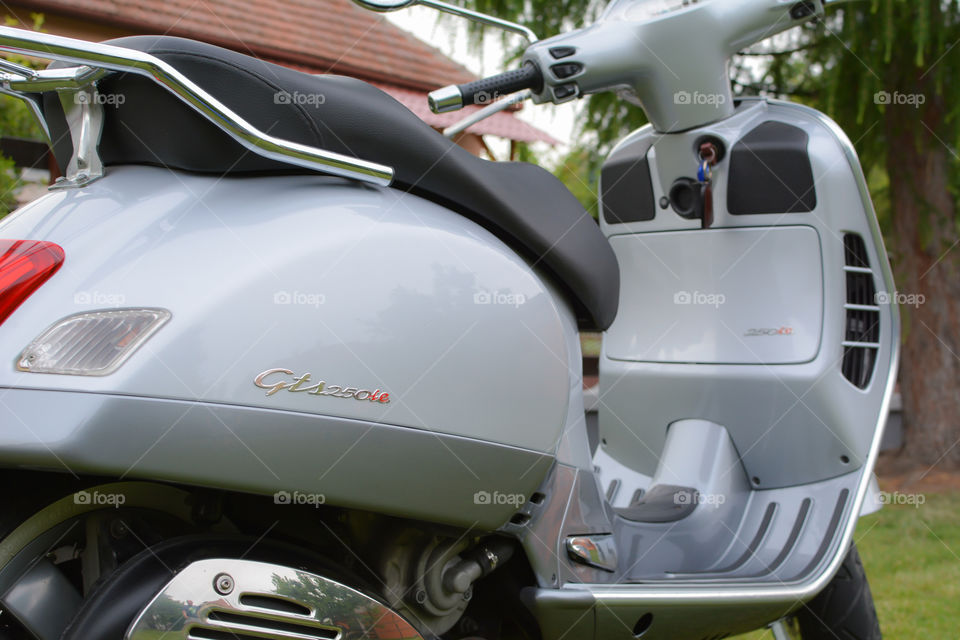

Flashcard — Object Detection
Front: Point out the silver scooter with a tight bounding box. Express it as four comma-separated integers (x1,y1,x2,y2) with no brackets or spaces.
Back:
0,0,897,638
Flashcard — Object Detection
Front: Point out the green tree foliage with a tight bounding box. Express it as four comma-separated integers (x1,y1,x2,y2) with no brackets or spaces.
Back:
1,12,46,138
554,145,601,217
0,153,18,216
779,2,960,465
452,0,606,55
737,2,959,195
0,13,47,217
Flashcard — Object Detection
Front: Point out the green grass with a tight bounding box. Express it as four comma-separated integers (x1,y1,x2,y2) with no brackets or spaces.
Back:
126,632,173,640
733,491,960,638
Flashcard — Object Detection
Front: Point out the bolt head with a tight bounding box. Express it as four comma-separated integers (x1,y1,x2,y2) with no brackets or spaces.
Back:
214,573,234,595
109,520,128,539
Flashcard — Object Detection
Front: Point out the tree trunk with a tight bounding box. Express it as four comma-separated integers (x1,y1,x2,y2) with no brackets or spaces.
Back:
885,102,960,469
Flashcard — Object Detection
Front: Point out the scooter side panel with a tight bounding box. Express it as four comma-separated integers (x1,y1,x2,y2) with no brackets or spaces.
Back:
0,167,571,457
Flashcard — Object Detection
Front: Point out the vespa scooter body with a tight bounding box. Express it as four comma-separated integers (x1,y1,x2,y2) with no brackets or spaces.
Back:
0,1,900,638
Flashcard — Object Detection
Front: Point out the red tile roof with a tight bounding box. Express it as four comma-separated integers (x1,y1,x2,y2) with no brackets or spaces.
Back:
9,0,557,143
13,0,474,90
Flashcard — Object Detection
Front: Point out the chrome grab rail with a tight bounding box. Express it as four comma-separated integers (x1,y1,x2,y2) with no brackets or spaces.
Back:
0,26,394,187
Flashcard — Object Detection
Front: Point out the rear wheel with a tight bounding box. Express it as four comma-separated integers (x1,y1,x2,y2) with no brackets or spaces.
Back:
0,489,363,640
795,544,882,639
0,481,206,640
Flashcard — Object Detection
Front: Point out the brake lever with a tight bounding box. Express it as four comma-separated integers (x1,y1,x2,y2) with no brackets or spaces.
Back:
442,90,533,139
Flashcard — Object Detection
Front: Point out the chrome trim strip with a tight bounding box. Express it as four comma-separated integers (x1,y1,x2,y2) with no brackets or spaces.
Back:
4,65,110,92
844,303,880,312
843,265,873,274
842,341,880,349
0,56,38,78
566,534,618,573
0,26,394,186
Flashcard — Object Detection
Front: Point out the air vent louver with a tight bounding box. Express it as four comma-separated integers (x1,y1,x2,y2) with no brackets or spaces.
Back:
841,234,880,389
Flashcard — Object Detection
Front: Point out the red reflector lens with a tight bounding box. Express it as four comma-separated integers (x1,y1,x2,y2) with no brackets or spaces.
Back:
0,240,65,326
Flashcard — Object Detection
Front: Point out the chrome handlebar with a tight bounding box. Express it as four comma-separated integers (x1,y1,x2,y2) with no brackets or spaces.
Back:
423,0,835,132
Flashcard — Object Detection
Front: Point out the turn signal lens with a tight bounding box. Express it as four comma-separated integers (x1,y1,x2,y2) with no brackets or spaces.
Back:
17,308,171,376
0,240,65,326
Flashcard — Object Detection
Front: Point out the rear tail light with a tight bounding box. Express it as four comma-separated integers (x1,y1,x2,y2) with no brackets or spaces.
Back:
0,240,65,326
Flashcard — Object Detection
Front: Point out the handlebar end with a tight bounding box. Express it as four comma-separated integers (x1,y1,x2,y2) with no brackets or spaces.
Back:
428,85,463,114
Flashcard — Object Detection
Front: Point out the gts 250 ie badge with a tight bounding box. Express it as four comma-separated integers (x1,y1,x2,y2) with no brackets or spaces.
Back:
744,326,795,337
254,368,390,403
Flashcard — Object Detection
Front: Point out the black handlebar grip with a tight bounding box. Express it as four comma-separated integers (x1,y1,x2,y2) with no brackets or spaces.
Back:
457,62,543,107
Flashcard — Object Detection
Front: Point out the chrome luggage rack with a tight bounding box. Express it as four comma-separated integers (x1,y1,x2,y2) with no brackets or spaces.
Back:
0,26,394,188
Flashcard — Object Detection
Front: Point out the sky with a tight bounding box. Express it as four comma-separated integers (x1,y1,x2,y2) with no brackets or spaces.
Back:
384,6,581,161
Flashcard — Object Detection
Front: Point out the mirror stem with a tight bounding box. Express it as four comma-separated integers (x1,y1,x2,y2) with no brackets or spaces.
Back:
418,0,538,41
